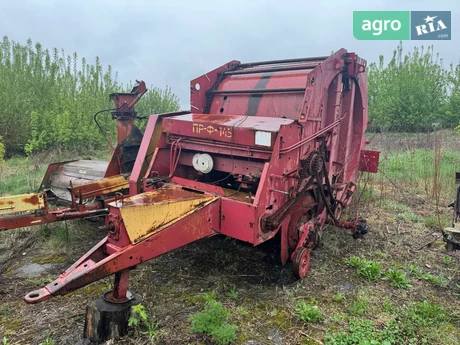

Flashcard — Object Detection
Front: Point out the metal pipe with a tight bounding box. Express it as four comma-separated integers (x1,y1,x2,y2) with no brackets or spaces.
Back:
223,65,318,76
238,56,329,68
212,88,305,95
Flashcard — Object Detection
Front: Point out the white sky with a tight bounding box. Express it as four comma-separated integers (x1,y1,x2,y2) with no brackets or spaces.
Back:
0,0,458,107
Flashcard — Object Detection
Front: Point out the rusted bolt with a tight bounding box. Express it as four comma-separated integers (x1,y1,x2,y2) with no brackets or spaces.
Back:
98,223,115,232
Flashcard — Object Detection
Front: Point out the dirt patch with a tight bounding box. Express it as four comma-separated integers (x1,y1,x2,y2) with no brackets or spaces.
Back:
16,263,57,278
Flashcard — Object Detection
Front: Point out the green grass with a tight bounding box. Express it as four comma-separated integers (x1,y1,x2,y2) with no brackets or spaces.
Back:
345,256,382,281
405,300,448,327
424,215,450,229
332,293,345,304
325,301,453,345
349,296,369,316
0,156,47,195
383,268,412,289
395,212,422,223
295,301,323,323
378,149,460,192
442,256,453,265
407,264,449,287
381,199,410,212
226,286,239,300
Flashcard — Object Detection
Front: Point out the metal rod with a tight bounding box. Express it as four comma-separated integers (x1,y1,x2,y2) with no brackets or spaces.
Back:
212,88,305,95
238,56,329,68
224,65,318,76
271,189,289,195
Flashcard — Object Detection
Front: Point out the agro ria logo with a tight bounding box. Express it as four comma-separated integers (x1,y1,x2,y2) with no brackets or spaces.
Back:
415,15,447,36
411,11,451,40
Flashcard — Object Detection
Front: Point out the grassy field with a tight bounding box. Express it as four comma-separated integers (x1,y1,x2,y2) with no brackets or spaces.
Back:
1,132,460,345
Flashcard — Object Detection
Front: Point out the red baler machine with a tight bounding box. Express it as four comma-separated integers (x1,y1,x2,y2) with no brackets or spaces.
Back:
25,49,379,304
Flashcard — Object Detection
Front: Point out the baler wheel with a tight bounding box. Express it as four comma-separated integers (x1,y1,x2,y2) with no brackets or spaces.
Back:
292,247,311,279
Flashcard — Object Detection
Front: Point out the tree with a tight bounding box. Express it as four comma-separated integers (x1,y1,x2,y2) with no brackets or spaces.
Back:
368,43,451,132
0,36,180,156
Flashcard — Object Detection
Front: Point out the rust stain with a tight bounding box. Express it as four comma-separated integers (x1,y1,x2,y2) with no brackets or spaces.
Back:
121,186,205,207
192,114,240,124
23,195,40,205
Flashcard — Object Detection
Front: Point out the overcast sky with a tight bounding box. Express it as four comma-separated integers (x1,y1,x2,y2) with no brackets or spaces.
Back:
0,0,458,107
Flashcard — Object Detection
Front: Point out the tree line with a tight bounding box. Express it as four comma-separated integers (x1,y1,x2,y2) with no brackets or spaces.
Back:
0,36,180,158
368,42,460,132
0,38,458,160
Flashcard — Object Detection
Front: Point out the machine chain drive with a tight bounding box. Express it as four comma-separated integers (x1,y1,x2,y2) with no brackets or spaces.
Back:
262,149,338,232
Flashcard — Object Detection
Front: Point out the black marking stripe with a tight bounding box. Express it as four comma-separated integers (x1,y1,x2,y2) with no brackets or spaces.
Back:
246,72,272,116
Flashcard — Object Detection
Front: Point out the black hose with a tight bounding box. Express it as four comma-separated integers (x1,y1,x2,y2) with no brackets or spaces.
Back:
93,108,116,151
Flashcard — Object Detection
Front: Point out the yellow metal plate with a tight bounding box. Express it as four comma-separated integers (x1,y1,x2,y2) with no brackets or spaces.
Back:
0,193,45,215
71,174,130,200
116,186,217,244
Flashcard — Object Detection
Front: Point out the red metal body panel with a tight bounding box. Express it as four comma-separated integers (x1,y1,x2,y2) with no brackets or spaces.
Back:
129,114,160,195
359,150,380,173
190,61,240,113
163,113,293,147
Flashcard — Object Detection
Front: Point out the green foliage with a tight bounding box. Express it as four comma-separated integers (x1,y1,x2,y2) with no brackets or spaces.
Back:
332,292,345,303
136,86,180,129
50,225,70,247
359,187,376,201
295,301,323,323
368,43,457,132
349,298,369,316
383,268,412,289
407,264,449,287
424,215,450,229
405,301,448,327
395,212,422,223
189,298,238,345
346,256,382,281
377,148,460,194
0,36,180,156
326,301,450,345
129,304,166,343
38,339,55,345
381,199,409,212
422,272,449,287
226,286,239,300
325,318,379,345
442,256,453,265
3,337,10,345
